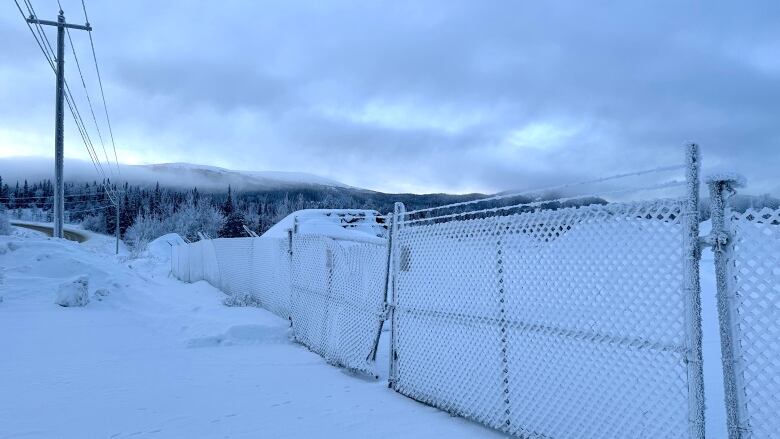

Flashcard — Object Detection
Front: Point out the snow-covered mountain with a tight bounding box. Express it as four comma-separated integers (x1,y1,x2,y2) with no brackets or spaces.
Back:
137,162,349,191
0,157,350,191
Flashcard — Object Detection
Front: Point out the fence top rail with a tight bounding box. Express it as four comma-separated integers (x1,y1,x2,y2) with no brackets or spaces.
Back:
401,180,687,225
401,164,686,217
295,231,387,246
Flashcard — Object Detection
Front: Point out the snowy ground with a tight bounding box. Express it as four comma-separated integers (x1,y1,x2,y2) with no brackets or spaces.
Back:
0,226,502,439
0,224,727,438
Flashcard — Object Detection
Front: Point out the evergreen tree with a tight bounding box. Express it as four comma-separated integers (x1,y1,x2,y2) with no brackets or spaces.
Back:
219,210,246,238
151,182,162,217
222,186,234,216
13,182,20,209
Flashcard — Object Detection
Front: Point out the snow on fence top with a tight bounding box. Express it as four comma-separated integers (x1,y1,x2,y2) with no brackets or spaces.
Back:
262,209,387,243
387,146,706,438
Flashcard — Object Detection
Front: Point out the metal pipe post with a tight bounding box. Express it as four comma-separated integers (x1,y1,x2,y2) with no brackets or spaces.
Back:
683,143,705,439
707,176,750,439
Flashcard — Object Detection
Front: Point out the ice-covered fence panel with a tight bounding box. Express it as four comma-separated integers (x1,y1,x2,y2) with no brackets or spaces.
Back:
249,237,291,319
171,243,186,281
171,240,219,284
390,199,702,438
169,237,292,318
211,238,256,296
290,234,387,376
201,240,220,286
723,207,780,438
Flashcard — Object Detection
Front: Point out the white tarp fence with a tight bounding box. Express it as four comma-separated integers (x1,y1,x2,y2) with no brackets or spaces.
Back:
708,176,779,439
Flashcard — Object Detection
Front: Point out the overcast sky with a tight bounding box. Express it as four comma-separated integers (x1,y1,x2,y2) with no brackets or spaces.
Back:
1,1,778,194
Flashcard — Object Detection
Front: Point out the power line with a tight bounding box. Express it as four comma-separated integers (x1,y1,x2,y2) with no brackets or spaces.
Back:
14,0,122,212
65,24,114,180
55,0,116,181
66,203,115,214
80,0,121,177
20,1,120,206
20,1,106,178
0,190,125,201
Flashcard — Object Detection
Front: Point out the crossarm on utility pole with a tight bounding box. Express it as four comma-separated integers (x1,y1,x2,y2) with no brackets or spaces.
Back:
26,17,91,31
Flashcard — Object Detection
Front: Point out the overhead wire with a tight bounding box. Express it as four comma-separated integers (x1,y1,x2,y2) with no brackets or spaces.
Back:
403,164,688,216
80,0,121,176
65,21,114,180
17,0,120,206
22,0,104,175
66,203,116,214
0,190,125,201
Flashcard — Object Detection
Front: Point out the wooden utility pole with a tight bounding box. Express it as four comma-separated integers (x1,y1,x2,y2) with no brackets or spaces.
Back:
26,10,91,238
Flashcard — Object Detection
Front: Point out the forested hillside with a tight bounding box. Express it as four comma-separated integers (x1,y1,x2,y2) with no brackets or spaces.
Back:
0,175,486,247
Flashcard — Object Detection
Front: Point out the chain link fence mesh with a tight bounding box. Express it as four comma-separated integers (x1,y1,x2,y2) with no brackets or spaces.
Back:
170,237,291,319
290,234,388,376
251,237,293,319
389,197,703,438
170,233,388,375
723,206,780,438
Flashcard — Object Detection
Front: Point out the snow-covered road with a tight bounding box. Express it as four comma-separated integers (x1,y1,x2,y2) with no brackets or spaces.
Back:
0,227,503,438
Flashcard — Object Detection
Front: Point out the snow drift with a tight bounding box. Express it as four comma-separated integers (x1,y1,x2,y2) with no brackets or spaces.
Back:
55,275,90,307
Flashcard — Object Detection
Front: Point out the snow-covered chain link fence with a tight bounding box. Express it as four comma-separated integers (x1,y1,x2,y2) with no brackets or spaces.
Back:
387,146,705,439
165,145,780,438
709,177,780,439
171,233,388,375
172,237,292,319
290,234,388,376
171,238,220,286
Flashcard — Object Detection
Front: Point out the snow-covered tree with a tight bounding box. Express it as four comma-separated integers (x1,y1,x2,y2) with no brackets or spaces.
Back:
222,186,234,216
219,211,246,238
0,207,11,235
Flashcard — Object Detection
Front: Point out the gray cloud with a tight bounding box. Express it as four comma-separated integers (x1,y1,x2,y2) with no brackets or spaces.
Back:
1,0,778,195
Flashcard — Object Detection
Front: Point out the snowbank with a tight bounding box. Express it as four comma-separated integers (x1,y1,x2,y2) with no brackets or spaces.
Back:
146,233,187,261
263,209,387,242
0,223,502,439
55,275,90,307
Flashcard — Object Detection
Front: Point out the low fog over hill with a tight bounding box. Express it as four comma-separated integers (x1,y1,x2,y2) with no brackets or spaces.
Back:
0,157,350,192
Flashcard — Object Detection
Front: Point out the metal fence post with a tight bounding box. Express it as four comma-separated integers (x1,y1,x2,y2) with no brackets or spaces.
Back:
706,175,750,439
370,211,395,363
494,216,512,432
388,202,405,388
683,143,706,439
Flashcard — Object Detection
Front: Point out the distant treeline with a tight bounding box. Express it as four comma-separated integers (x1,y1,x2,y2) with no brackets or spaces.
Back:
0,175,493,247
2,174,778,249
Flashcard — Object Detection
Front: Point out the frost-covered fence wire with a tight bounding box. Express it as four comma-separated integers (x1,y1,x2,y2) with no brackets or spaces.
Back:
170,237,291,319
709,177,779,439
169,231,388,374
387,147,704,438
289,233,388,376
172,240,215,283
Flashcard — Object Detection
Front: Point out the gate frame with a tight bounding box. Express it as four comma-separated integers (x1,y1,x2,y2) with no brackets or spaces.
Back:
683,143,706,439
706,174,751,439
387,201,404,387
